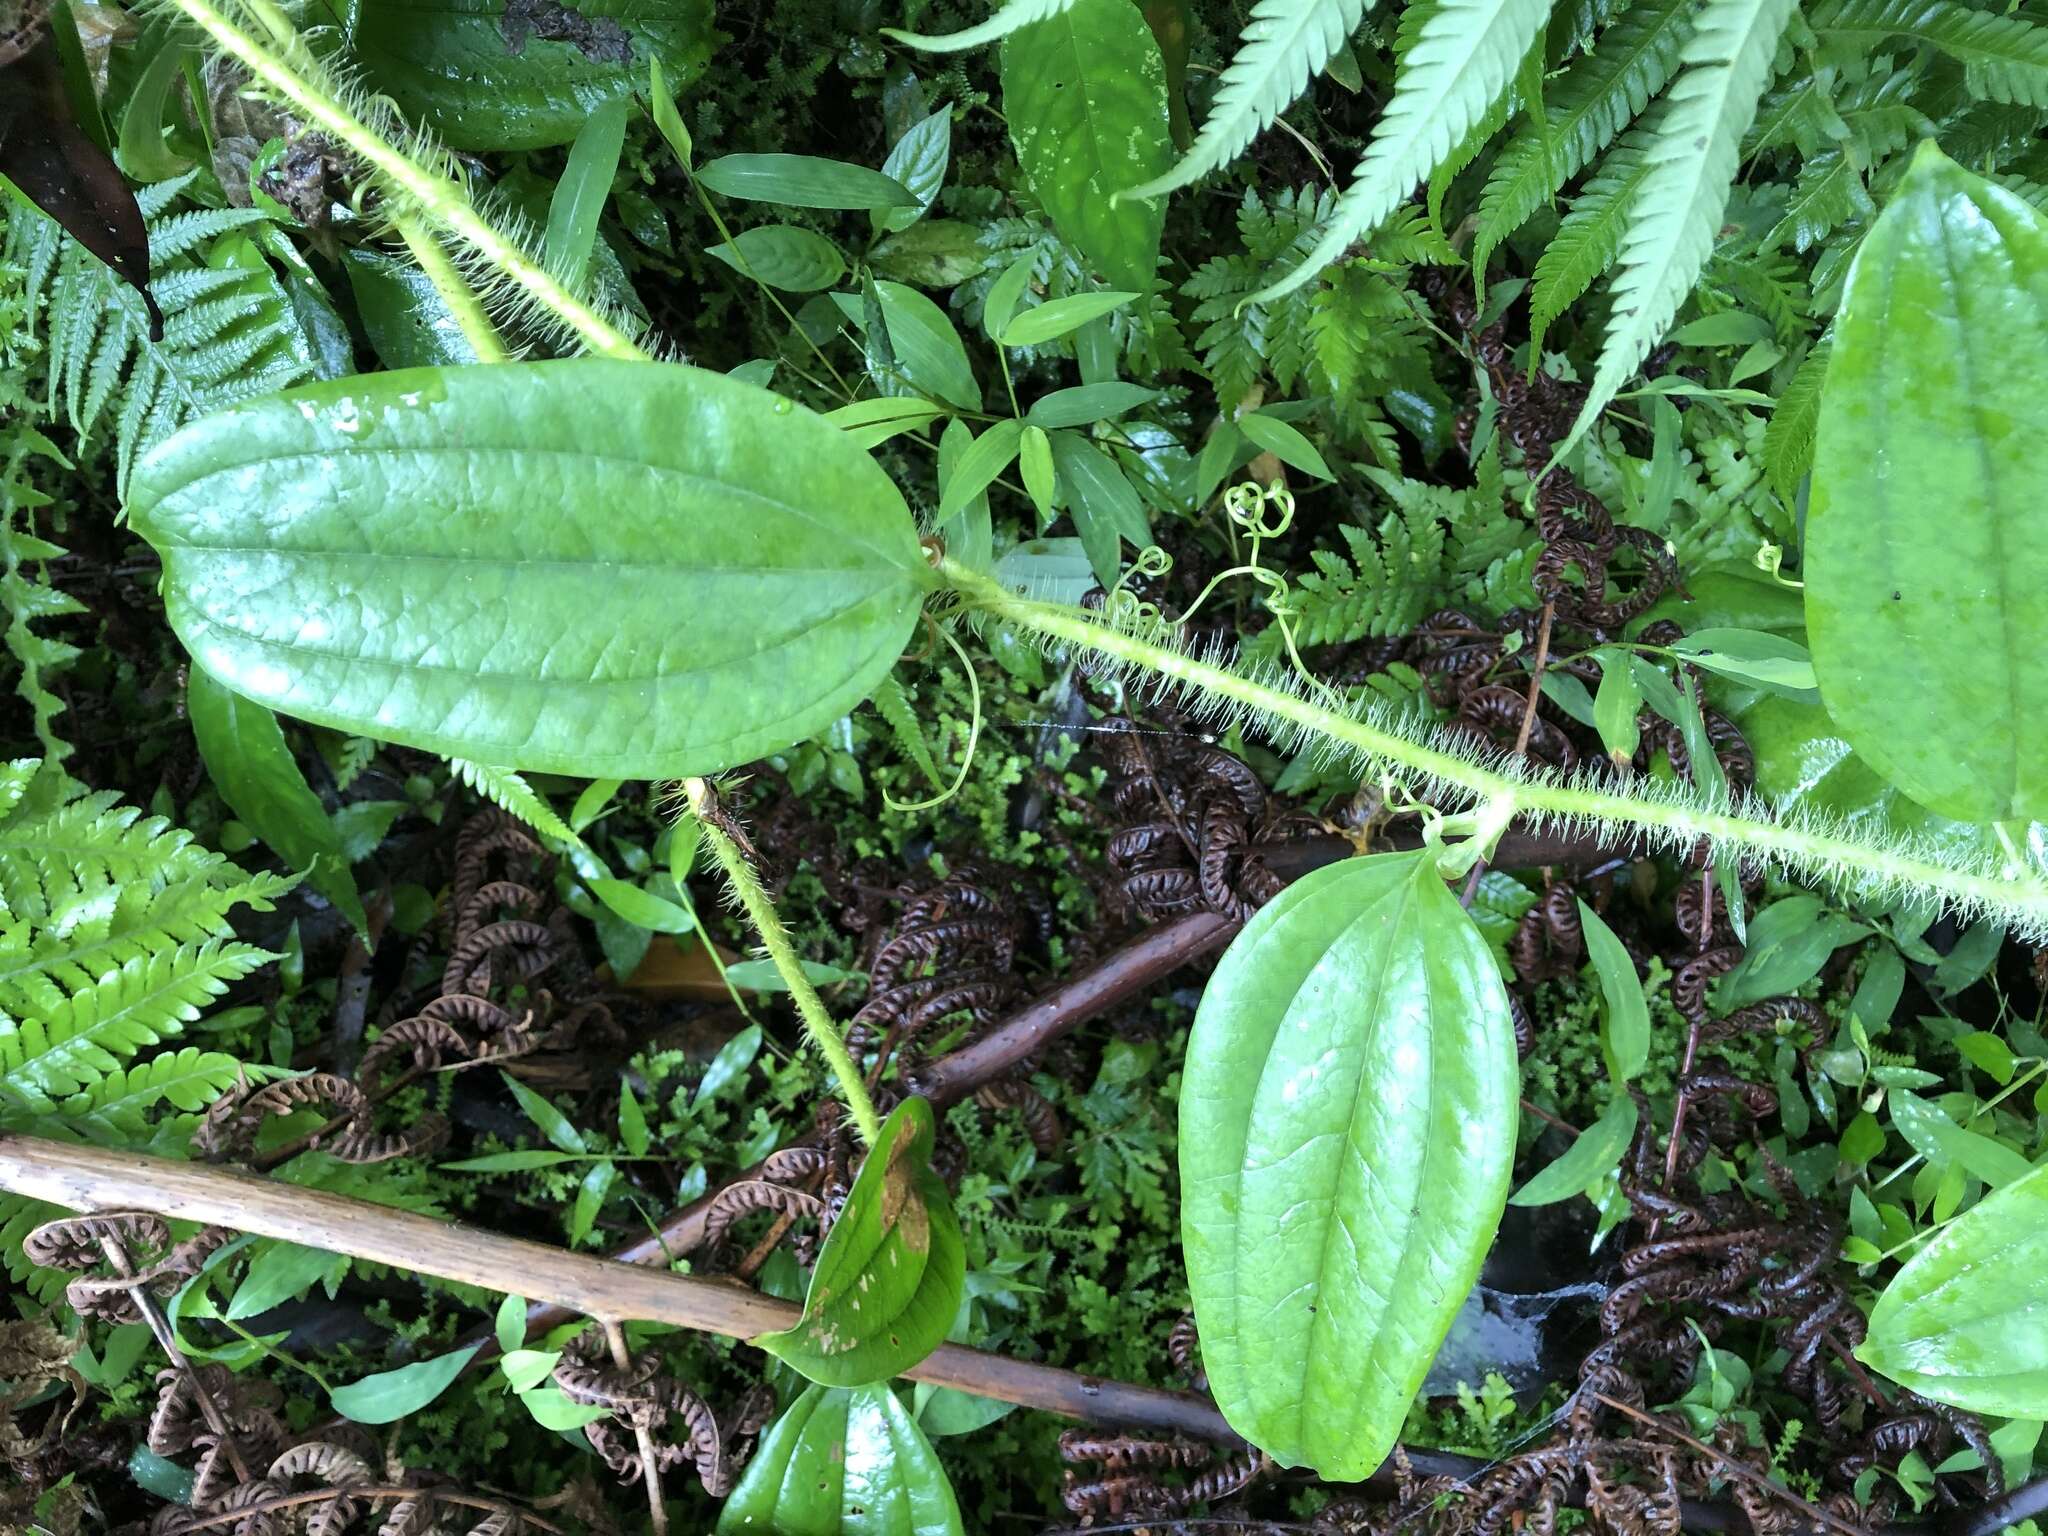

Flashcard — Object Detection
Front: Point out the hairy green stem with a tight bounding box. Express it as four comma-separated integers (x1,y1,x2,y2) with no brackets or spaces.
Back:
686,784,883,1148
164,0,646,363
942,559,2048,933
392,215,510,365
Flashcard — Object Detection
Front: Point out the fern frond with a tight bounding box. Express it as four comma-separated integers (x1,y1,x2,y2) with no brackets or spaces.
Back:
1813,0,2048,106
56,1047,255,1141
1255,0,1551,303
1563,0,1794,453
1764,150,1872,252
1762,338,1829,503
1473,0,1693,272
884,0,1081,51
447,759,602,876
7,176,313,489
1529,133,1654,350
0,430,82,763
1126,0,1371,199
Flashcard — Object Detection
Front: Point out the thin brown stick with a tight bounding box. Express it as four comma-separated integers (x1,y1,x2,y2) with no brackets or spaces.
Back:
604,1319,668,1536
1591,1391,1878,1536
0,1136,1238,1444
99,1231,252,1483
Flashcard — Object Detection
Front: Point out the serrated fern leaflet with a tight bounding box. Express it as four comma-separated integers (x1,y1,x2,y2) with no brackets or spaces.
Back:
1562,0,1794,455
1254,0,1553,304
1125,0,1370,200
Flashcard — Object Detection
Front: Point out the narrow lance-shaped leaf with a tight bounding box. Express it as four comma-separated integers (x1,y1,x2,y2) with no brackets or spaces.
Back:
1181,850,1519,1479
1560,0,1795,455
1804,143,2048,823
128,361,933,780
1253,0,1552,304
716,1383,965,1536
1124,0,1370,200
186,669,366,932
755,1097,966,1386
1858,1162,2048,1417
1001,0,1173,291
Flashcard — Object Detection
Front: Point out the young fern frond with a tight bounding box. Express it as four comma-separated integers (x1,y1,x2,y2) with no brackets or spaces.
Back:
884,0,1082,52
147,0,653,364
1562,0,1795,454
0,760,280,1296
1,426,80,764
1254,0,1550,304
1762,336,1831,502
941,562,2048,941
6,175,315,489
447,759,601,876
1812,0,2048,107
1472,0,1694,273
1125,0,1371,200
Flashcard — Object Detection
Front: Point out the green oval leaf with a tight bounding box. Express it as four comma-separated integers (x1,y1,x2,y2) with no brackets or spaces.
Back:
1807,143,2048,822
352,0,713,152
998,290,1138,348
829,283,982,411
1237,410,1335,480
1000,0,1172,291
187,669,366,932
875,107,952,234
1580,902,1648,1084
1510,1094,1639,1207
697,153,920,210
1668,628,1818,699
1025,382,1157,429
1858,1162,2048,1416
1181,850,1519,1479
589,876,697,935
129,360,930,780
716,1383,964,1536
330,1343,481,1425
704,227,847,292
755,1097,965,1386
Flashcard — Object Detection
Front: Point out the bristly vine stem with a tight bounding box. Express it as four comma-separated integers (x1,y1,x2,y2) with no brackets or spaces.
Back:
939,558,2048,933
392,214,510,365
685,781,885,1149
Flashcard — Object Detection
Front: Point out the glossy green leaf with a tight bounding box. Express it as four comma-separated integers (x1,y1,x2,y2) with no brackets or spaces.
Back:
1237,410,1335,480
1510,1094,1639,1206
721,958,868,991
503,1071,587,1154
187,669,366,932
494,1294,527,1354
695,1023,763,1106
589,877,695,935
870,221,993,289
983,255,1038,345
938,419,1025,518
130,361,931,780
1580,902,1648,1083
330,1344,481,1424
716,1383,964,1536
1889,1092,2033,1188
1669,628,1819,700
1807,143,2048,823
1026,382,1157,428
1052,431,1148,588
823,398,948,451
1591,648,1642,765
1859,1162,2048,1416
829,284,981,411
697,154,920,210
1000,0,1172,291
755,1098,965,1386
1181,850,1519,1479
886,0,1080,52
874,107,952,234
227,1241,338,1321
706,225,847,292
934,420,993,573
998,290,1139,348
1019,425,1057,523
352,0,712,151
342,249,481,369
650,56,693,167
1713,896,1865,1010
544,95,628,293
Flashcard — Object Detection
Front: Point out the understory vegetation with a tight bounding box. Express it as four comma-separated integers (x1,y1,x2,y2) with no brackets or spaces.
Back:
3,0,2048,1533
